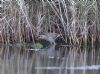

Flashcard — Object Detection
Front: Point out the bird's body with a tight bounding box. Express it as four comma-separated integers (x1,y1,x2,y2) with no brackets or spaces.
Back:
27,33,60,57
35,33,60,57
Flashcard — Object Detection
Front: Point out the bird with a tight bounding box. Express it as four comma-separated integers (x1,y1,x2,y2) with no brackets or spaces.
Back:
26,33,60,58
34,33,60,57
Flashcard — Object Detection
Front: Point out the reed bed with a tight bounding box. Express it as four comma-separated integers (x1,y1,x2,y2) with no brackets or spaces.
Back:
0,0,100,47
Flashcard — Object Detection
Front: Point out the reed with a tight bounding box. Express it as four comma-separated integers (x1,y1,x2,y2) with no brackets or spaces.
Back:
0,0,100,47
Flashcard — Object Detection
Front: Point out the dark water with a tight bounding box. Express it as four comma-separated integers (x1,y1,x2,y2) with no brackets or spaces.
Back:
0,44,100,74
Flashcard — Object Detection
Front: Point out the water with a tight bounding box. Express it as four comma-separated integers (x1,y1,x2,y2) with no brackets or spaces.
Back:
0,44,100,74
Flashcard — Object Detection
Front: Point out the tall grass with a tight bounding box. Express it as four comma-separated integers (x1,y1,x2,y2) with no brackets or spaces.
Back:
0,0,100,46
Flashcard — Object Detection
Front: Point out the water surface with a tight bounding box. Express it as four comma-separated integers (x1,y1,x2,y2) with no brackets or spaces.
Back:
0,44,100,74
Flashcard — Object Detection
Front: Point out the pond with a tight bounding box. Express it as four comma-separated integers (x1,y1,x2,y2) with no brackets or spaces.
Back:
0,44,100,74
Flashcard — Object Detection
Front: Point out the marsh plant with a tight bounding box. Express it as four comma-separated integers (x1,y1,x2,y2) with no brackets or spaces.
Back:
0,0,100,47
0,1,100,74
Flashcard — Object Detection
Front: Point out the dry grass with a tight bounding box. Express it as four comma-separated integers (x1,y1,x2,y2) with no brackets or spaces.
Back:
0,0,100,47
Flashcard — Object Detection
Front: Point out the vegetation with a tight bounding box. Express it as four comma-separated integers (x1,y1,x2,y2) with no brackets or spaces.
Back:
0,0,100,47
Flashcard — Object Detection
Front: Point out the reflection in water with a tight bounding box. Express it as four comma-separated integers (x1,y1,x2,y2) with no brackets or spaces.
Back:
0,45,100,74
